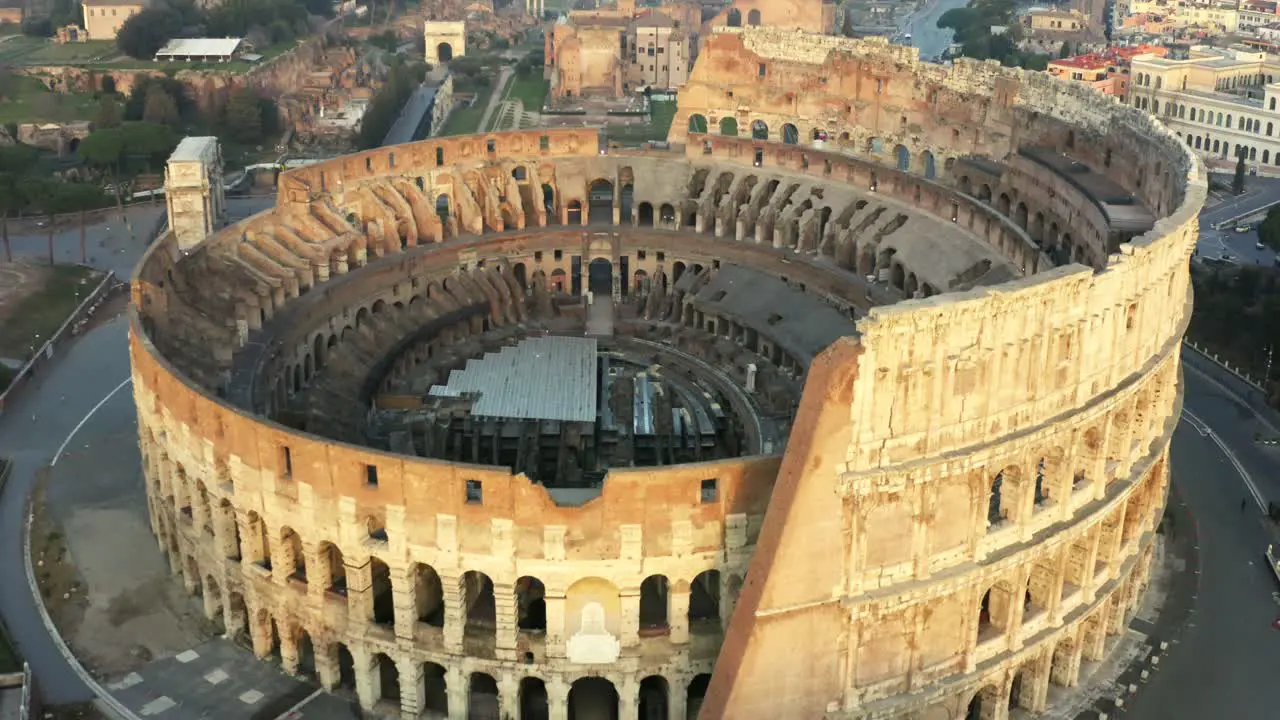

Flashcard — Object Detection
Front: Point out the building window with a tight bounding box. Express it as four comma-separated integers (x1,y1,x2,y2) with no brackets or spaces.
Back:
281,447,292,477
700,479,718,503
366,464,378,487
466,480,483,504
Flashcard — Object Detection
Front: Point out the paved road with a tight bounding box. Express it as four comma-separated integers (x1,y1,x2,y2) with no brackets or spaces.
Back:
1124,354,1280,719
0,195,275,705
904,0,970,61
1195,176,1280,265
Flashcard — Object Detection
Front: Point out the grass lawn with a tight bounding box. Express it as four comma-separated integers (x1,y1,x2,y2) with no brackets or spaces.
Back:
0,75,97,124
25,40,117,64
0,264,103,361
605,99,677,144
439,90,492,136
506,73,549,112
0,35,46,63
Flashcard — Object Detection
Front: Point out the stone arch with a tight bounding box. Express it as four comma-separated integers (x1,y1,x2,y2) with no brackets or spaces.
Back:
747,8,761,25
519,677,548,719
727,7,742,26
988,466,1018,528
720,116,738,136
569,677,618,719
370,652,400,705
370,557,394,627
965,684,1001,720
689,570,721,631
781,123,799,144
895,144,910,171
687,674,712,718
921,149,936,179
688,114,708,133
415,562,445,627
977,579,1015,641
751,119,769,140
463,570,496,635
280,526,305,581
468,672,499,718
639,574,669,632
637,201,655,226
437,42,453,62
517,575,547,632
319,542,347,594
1050,634,1079,687
422,662,448,715
639,675,669,718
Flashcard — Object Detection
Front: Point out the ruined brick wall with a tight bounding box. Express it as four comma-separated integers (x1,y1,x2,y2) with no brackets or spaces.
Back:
706,0,835,33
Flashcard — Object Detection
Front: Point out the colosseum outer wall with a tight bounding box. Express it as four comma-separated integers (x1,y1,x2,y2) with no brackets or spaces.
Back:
129,30,1201,712
685,28,1202,720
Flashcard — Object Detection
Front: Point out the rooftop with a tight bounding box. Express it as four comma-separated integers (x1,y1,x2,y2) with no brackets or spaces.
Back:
154,38,243,60
168,136,219,164
428,336,600,423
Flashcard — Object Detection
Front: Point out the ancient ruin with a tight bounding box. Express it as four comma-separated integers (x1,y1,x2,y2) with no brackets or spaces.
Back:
130,26,1200,720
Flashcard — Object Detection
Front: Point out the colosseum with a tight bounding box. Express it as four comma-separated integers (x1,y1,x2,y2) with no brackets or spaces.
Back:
128,27,1202,720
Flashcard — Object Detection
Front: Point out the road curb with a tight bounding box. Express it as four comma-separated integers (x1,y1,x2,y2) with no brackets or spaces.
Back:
21,489,142,720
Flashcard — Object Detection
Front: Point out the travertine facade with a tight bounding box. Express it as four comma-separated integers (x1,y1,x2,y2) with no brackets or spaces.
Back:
129,27,1201,720
425,21,466,65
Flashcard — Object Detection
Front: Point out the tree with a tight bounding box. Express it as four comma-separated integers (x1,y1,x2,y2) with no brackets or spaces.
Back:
1059,42,1071,59
1234,150,1247,196
222,88,264,144
116,8,183,60
101,75,117,95
94,95,122,129
1259,205,1280,251
142,85,180,127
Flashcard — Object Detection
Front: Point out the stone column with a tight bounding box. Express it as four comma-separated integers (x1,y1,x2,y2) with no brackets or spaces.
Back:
669,585,691,644
443,573,465,653
201,578,220,620
1048,549,1069,625
547,678,570,720
668,679,687,720
315,261,330,284
618,676,638,720
316,644,340,691
495,580,519,659
352,645,377,711
545,593,567,657
346,559,374,625
214,503,240,561
1082,528,1103,601
222,587,246,638
619,589,640,647
335,252,349,275
272,534,297,586
236,511,266,566
303,541,326,600
499,674,519,720
248,605,273,659
399,656,424,719
447,666,468,720
279,623,300,675
392,565,417,641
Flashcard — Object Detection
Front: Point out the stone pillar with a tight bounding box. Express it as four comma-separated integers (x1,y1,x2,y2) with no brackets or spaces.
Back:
316,645,340,690
248,606,273,659
392,565,417,641
347,559,374,625
272,534,297,586
179,554,198,593
669,585,691,644
1048,549,1069,625
619,589,640,647
499,674,519,720
618,676,638,720
545,593,567,657
352,645,377,711
201,578,220,620
236,512,266,566
400,657,424,719
304,541,327,600
214,503,240,560
447,667,468,720
222,587,246,638
495,580,519,659
335,253,349,275
547,678,570,720
443,573,465,652
279,623,300,675
668,679,687,720
315,261,329,283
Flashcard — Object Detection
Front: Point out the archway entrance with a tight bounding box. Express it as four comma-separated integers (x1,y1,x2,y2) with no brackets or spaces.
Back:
588,179,614,224
438,42,453,62
568,677,619,720
588,259,613,296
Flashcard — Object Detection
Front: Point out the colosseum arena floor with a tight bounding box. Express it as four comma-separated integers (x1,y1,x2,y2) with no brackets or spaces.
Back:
123,29,1203,720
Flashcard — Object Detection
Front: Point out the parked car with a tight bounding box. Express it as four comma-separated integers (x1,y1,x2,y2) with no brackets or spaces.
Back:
1237,224,1252,233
